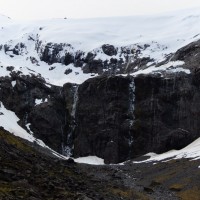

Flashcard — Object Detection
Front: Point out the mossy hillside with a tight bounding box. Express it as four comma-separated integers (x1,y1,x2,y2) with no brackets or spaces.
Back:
109,187,150,200
0,127,136,200
178,187,200,200
0,128,34,153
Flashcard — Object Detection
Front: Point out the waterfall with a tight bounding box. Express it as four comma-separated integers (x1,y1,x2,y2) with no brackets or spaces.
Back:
64,85,79,157
23,112,28,126
125,55,134,73
128,79,135,151
71,86,79,118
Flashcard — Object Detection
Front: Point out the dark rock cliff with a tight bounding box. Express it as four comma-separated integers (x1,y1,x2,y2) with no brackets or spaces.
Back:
73,76,135,164
2,39,200,163
1,71,200,163
132,73,200,157
72,72,200,163
0,73,77,155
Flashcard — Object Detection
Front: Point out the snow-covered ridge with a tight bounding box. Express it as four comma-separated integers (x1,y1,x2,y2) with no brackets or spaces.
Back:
0,8,200,85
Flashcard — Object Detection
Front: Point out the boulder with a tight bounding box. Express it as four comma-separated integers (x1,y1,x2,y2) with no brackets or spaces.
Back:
102,44,117,56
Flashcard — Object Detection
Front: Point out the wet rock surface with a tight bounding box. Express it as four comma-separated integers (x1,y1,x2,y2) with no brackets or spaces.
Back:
72,72,200,163
74,76,135,164
1,72,200,164
132,73,200,157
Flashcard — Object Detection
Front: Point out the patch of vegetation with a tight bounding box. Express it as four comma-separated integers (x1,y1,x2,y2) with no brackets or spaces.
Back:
178,187,200,200
169,183,186,191
109,187,150,200
152,171,177,184
0,128,33,153
0,127,134,199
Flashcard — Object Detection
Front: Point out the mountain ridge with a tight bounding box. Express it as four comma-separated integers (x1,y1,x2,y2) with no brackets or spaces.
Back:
1,8,200,86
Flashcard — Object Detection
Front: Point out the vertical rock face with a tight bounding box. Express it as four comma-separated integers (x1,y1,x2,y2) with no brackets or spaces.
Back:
72,72,200,163
0,73,77,154
73,76,135,164
1,72,200,164
132,73,200,157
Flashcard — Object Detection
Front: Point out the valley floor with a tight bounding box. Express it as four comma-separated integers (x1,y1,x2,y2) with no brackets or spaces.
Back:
1,127,200,200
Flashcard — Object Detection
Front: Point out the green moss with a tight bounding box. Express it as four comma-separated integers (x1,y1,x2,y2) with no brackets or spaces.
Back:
169,183,185,191
0,129,34,153
0,186,12,194
151,166,180,185
178,187,200,200
108,187,150,200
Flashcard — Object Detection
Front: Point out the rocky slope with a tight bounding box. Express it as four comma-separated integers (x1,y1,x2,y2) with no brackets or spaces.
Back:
0,127,140,200
1,127,200,200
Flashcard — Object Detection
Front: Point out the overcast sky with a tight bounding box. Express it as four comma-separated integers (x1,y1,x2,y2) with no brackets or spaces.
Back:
0,0,200,20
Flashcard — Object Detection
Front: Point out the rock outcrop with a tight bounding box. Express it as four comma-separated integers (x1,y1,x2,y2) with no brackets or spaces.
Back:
0,73,76,155
73,76,135,164
72,72,200,163
132,73,200,157
1,71,200,164
36,41,150,75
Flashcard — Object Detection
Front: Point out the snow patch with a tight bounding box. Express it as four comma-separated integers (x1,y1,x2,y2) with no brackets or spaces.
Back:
11,81,16,87
0,9,200,85
0,101,36,142
132,61,188,76
74,156,105,165
35,98,48,105
0,101,67,159
133,137,200,164
25,123,34,135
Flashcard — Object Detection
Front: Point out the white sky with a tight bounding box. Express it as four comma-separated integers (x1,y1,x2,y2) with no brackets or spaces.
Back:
0,0,200,20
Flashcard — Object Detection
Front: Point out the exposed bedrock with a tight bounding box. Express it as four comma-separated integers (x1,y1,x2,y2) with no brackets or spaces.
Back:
132,73,200,157
37,42,151,75
1,72,200,163
0,73,77,154
73,73,200,163
73,76,135,164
